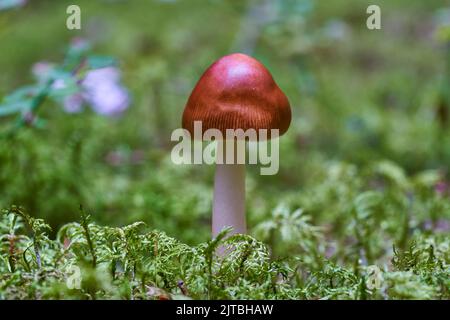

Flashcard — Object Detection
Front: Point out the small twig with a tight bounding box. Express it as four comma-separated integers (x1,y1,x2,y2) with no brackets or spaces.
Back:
8,206,45,269
33,238,42,269
79,205,97,267
8,234,17,272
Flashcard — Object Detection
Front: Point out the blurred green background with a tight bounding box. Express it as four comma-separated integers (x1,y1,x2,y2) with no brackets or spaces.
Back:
0,0,449,253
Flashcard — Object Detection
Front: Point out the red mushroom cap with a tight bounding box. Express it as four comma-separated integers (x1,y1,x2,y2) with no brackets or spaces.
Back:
182,53,291,140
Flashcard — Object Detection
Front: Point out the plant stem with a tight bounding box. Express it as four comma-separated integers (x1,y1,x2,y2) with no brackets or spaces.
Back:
80,206,97,267
212,162,246,237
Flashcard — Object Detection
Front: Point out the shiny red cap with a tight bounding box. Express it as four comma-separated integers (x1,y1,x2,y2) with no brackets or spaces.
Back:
182,53,291,139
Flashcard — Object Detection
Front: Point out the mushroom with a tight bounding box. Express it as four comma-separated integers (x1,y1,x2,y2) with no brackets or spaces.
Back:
182,53,291,237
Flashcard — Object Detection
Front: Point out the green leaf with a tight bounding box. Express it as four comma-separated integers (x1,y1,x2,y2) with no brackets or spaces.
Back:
87,55,117,69
375,161,409,189
0,100,31,116
3,85,38,104
48,79,80,99
354,191,382,219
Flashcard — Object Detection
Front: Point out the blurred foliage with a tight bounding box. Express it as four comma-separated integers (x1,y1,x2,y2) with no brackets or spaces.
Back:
0,0,449,299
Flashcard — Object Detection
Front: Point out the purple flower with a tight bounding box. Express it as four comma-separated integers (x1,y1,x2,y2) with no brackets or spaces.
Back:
83,67,121,86
32,61,54,81
82,67,130,117
435,219,450,232
105,151,125,167
83,82,129,116
105,149,146,167
63,93,84,113
131,150,145,164
435,181,448,196
32,60,130,117
52,79,67,90
423,219,450,233
70,37,90,52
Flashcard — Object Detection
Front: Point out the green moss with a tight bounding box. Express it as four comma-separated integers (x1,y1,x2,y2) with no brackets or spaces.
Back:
0,205,448,300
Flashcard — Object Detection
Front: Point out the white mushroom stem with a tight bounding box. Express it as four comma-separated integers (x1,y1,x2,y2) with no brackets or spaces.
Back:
212,141,246,237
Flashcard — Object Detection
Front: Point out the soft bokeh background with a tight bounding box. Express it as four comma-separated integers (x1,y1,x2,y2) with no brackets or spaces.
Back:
1,0,449,255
